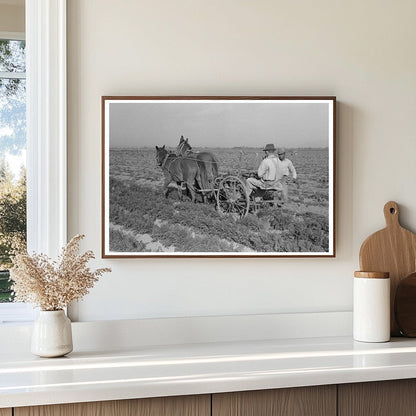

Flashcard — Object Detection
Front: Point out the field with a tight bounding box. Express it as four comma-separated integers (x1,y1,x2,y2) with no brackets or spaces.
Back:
108,147,330,253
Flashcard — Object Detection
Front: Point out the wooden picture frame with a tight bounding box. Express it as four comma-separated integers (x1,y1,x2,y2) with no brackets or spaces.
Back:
102,96,336,258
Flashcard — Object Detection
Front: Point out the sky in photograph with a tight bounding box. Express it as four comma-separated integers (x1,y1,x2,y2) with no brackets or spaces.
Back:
109,100,330,149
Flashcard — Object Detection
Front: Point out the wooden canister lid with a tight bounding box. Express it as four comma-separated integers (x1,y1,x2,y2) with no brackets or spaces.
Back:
354,271,389,279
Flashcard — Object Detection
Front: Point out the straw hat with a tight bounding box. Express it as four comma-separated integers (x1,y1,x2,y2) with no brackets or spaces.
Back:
263,143,276,152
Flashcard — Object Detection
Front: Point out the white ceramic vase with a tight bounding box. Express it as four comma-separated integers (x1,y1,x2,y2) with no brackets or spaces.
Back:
31,310,73,357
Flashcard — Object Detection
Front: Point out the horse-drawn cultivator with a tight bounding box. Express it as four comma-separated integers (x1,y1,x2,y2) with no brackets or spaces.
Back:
156,137,283,218
203,173,282,218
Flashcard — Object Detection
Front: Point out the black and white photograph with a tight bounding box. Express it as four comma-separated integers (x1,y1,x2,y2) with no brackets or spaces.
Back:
102,97,335,257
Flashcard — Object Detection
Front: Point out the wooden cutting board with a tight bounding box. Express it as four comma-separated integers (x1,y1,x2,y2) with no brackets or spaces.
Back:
359,201,416,336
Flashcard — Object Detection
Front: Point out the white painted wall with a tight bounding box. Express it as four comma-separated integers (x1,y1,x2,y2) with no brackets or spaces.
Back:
67,0,416,322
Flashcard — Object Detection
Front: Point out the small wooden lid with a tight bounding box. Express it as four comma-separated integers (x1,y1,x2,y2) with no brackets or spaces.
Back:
354,271,389,279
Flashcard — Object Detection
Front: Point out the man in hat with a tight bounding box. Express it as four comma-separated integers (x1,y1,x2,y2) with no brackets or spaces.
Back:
276,147,297,202
246,143,283,197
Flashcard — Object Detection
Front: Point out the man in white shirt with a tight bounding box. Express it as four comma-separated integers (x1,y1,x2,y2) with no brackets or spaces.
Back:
246,143,283,196
276,147,297,202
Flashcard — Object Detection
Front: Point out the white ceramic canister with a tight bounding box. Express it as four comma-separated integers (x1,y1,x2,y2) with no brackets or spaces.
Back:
353,271,390,343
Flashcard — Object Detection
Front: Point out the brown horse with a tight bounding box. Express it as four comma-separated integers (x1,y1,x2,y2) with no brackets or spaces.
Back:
155,145,202,202
176,136,219,199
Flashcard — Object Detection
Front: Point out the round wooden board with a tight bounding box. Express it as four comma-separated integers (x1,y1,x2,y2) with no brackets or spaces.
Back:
395,272,416,337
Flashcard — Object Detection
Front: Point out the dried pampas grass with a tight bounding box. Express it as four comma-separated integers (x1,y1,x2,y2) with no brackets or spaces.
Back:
10,234,111,311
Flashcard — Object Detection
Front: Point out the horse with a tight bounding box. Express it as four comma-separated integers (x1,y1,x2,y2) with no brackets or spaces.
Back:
176,136,219,200
155,145,202,203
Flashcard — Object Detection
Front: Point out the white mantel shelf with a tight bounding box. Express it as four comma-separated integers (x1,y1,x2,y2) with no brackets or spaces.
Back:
2,335,416,409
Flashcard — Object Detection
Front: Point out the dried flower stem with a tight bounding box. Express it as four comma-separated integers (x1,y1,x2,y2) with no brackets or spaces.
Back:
10,235,111,310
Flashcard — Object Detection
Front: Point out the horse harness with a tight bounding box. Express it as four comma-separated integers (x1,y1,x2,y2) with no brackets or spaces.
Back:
158,151,190,185
157,149,217,193
158,150,200,169
159,152,170,168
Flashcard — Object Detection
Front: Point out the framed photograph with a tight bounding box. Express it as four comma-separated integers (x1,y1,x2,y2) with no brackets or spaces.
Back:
102,96,336,258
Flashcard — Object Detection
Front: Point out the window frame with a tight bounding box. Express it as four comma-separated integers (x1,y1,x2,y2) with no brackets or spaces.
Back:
0,0,67,323
26,0,67,257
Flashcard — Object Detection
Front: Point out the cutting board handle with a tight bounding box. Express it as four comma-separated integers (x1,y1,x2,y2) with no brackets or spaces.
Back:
384,201,400,228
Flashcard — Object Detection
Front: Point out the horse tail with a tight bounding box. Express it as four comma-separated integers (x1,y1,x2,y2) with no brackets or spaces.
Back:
197,161,210,191
196,153,218,189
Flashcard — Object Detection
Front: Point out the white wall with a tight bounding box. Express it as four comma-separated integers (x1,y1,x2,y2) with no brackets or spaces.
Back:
67,0,416,322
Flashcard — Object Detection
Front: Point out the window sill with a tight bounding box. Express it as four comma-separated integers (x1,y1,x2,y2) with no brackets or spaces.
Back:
0,303,36,324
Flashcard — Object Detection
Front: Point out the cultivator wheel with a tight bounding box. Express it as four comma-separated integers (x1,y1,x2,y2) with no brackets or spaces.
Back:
216,176,250,218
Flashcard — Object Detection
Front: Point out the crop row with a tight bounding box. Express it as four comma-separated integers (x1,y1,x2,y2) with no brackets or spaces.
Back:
109,177,329,253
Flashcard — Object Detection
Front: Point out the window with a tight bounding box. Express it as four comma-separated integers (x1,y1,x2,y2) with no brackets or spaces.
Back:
0,32,34,322
0,35,26,302
0,1,67,324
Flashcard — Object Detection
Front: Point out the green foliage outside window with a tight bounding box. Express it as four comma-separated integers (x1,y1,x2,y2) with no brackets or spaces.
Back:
0,39,27,302
0,163,26,302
